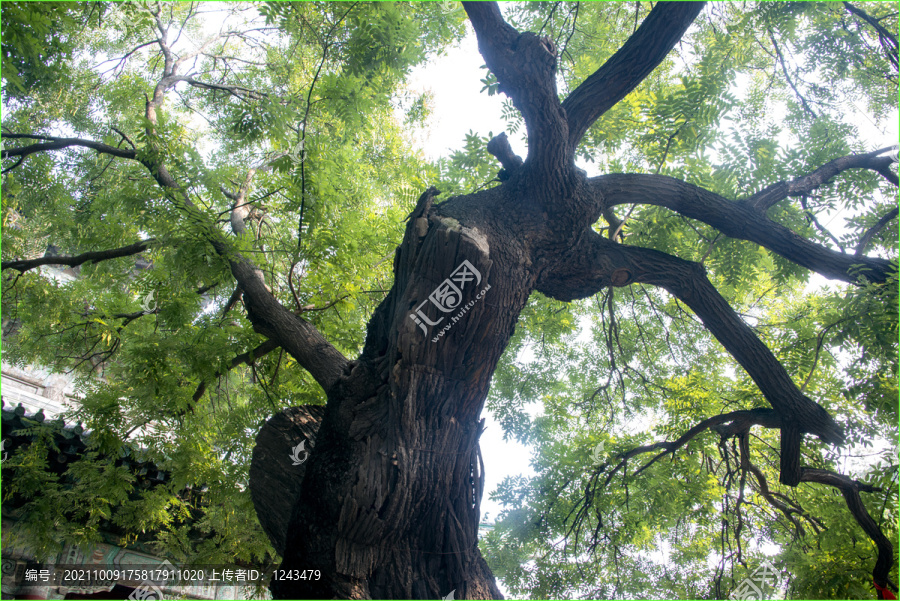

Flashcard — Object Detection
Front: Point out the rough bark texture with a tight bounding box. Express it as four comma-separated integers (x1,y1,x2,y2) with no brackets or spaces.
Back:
589,171,896,284
271,185,526,599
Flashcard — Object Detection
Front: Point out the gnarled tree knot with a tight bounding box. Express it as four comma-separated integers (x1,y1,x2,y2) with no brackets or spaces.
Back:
611,268,633,287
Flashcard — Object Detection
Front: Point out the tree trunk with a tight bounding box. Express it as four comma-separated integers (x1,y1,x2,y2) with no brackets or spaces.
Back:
269,185,535,599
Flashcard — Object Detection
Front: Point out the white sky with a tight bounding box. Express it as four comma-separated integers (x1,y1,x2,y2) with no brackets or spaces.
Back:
405,31,523,164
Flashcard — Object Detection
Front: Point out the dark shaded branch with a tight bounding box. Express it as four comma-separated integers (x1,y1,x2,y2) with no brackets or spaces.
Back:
844,2,899,71
734,430,823,538
1,134,137,171
603,411,890,591
98,39,160,76
799,467,894,592
561,2,705,148
770,146,899,204
222,286,243,317
486,132,523,180
768,31,817,119
297,295,349,315
463,1,570,175
111,127,137,150
2,239,154,273
224,256,350,394
177,76,267,101
624,409,781,481
745,460,815,537
619,244,845,452
799,319,847,393
537,231,845,484
800,193,846,252
190,338,281,407
857,207,899,256
196,281,220,295
589,169,896,284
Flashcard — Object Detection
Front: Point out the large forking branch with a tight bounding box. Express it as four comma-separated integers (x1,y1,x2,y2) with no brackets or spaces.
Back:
463,2,706,187
537,231,844,486
462,1,571,179
587,147,898,285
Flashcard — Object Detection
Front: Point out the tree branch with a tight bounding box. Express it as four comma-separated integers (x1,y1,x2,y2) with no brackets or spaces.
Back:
1,134,137,171
112,20,352,394
799,467,894,592
768,146,898,205
486,132,524,180
224,152,289,236
856,207,899,256
462,1,570,176
626,243,844,452
768,30,817,119
588,169,896,284
176,76,267,101
2,239,154,273
189,338,281,408
561,2,705,148
744,460,815,537
616,409,781,482
597,409,890,591
843,2,899,71
537,231,845,484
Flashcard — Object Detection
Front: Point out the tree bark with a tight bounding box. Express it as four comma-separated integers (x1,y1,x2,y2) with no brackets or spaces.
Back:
250,405,325,558
270,184,535,599
1,239,154,273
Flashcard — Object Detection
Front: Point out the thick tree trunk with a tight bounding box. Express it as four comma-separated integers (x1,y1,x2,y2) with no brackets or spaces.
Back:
270,186,537,599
